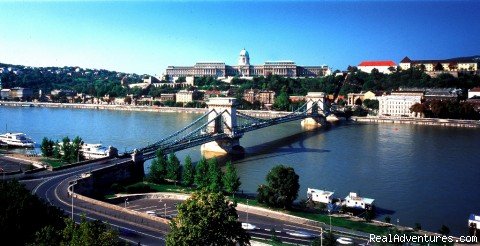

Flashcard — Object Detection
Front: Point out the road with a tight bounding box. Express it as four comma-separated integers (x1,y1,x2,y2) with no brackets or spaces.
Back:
11,157,370,245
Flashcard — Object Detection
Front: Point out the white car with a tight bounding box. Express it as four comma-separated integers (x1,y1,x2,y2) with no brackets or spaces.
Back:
336,237,354,245
286,230,316,238
145,211,156,216
241,223,257,230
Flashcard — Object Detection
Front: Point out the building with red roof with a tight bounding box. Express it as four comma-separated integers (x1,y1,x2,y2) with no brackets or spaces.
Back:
358,60,396,74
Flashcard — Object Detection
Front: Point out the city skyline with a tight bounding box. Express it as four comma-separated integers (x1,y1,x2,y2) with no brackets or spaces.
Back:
0,1,479,76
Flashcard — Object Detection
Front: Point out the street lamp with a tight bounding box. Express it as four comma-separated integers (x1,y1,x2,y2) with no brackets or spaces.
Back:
164,203,167,218
320,227,323,246
71,180,78,220
125,198,128,208
246,199,249,224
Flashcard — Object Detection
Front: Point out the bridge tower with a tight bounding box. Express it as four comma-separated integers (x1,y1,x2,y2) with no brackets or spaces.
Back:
301,92,327,128
201,97,244,156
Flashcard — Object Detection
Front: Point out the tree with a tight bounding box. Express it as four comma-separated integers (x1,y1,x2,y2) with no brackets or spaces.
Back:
40,137,54,157
257,165,300,209
53,140,61,159
410,102,426,117
148,149,167,184
363,99,379,110
60,217,118,246
207,158,223,193
182,155,195,187
384,216,391,223
194,157,209,189
273,90,290,111
71,136,83,162
223,161,241,196
0,180,65,245
166,191,250,246
60,136,72,163
434,62,444,71
123,96,132,105
166,153,181,182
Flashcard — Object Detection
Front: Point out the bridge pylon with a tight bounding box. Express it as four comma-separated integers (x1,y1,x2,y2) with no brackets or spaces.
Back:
301,92,327,128
201,97,244,156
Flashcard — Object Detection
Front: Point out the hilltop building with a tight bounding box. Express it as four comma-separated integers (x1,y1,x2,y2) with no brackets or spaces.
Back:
165,49,331,80
358,60,396,74
399,56,479,74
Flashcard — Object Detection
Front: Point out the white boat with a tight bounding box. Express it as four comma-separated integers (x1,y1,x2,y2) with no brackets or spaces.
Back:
0,132,35,148
80,143,111,160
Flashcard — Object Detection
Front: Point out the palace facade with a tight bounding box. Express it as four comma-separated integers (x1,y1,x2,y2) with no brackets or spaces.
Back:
165,49,331,79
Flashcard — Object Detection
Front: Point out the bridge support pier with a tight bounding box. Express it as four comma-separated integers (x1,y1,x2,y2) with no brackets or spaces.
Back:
201,137,244,157
202,97,244,156
301,92,327,129
130,149,145,179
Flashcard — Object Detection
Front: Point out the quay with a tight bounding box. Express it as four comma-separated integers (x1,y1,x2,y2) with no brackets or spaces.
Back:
352,116,480,128
0,101,292,118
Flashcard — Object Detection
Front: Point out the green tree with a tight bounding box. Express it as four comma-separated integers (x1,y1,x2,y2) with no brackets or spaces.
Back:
363,99,379,110
194,157,209,189
257,165,300,209
166,153,182,182
166,191,250,246
0,180,65,245
223,161,241,196
273,90,290,111
148,149,167,184
71,136,83,162
53,140,61,159
40,137,54,157
182,155,195,187
61,217,118,246
61,136,72,163
207,158,223,193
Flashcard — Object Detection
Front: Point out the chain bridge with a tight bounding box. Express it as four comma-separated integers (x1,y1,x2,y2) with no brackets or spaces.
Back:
127,92,328,162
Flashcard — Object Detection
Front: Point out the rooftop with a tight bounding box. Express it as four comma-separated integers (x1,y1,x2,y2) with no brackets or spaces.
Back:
358,60,396,67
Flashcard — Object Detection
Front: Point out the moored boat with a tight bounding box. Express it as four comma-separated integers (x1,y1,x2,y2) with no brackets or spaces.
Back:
0,132,35,148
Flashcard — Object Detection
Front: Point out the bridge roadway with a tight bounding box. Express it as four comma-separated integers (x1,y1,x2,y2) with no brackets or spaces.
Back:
16,157,369,245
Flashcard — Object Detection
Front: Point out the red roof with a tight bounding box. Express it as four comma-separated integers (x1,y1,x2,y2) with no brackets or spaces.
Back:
358,61,396,67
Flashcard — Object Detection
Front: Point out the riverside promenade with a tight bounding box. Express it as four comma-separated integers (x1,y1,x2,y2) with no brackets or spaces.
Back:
0,101,292,118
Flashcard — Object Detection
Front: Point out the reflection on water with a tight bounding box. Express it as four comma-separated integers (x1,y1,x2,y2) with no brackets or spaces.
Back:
1,106,479,235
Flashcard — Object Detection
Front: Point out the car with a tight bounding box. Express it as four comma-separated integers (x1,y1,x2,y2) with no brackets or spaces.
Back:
286,230,316,239
336,237,354,245
241,223,257,230
145,211,157,216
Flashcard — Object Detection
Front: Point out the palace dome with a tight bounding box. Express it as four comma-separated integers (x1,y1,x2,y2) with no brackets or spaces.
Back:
239,49,249,57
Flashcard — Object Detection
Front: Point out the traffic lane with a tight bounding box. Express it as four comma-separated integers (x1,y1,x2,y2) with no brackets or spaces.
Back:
0,155,27,172
117,197,370,245
35,172,167,246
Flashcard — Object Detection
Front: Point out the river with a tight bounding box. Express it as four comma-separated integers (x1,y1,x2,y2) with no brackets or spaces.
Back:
1,106,479,236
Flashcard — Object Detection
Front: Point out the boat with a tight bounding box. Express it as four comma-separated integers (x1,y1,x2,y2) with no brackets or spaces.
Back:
0,132,35,148
80,143,112,160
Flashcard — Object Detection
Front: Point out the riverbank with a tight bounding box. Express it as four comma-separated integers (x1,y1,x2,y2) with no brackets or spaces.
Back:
351,116,480,128
0,101,292,118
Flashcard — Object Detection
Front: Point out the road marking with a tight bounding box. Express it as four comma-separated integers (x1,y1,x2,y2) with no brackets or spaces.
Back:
283,223,323,232
136,205,159,211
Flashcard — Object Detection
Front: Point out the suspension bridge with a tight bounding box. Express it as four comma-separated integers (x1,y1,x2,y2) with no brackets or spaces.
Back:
127,92,328,161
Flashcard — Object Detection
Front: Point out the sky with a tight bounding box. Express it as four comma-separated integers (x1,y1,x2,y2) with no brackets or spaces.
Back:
0,0,479,76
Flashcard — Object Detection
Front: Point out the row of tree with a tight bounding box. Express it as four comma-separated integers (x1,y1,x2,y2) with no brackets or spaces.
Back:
410,100,480,119
40,136,83,163
147,150,241,195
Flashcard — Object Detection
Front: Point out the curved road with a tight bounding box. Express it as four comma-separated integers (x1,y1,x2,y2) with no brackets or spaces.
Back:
14,157,369,245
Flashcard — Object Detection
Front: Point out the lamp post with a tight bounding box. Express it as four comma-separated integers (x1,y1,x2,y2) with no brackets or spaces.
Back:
320,227,323,246
164,203,167,218
125,198,128,208
71,180,77,220
246,199,249,224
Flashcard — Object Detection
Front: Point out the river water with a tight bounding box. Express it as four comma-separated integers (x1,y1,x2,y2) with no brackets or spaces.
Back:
1,106,479,235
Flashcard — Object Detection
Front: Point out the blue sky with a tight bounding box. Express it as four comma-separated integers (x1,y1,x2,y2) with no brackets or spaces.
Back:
0,1,479,75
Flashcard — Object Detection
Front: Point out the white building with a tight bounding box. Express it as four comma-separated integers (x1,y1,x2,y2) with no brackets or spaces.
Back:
378,92,423,117
344,192,374,210
468,87,480,99
358,61,396,74
175,90,201,103
307,188,334,204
